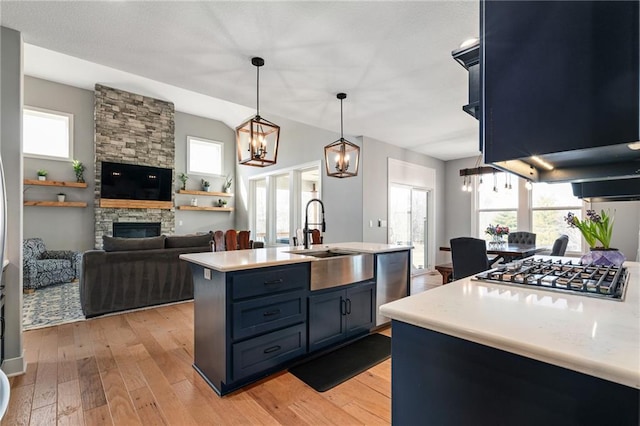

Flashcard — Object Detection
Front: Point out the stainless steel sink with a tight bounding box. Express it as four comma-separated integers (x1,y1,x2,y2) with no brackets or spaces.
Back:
286,249,374,291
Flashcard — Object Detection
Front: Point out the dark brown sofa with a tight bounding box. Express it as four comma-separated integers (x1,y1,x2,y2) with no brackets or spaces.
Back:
80,233,212,317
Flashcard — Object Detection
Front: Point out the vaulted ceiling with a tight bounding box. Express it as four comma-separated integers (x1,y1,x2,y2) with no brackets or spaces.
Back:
1,1,480,161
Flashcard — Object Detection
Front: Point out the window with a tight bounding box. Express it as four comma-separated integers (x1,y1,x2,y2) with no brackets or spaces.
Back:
187,136,223,176
23,107,73,160
477,173,518,242
531,182,583,252
250,162,321,246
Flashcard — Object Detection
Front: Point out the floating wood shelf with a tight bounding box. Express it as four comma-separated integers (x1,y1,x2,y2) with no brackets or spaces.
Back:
177,206,234,212
178,189,233,197
99,199,173,209
24,201,87,208
24,179,88,188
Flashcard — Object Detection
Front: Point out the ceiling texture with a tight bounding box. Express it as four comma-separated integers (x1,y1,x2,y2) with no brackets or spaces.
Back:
1,1,480,161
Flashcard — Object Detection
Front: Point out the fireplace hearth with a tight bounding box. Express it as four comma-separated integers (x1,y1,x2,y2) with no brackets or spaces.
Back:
113,222,161,238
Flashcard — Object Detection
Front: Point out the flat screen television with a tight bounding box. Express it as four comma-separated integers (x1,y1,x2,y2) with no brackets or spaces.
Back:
101,161,172,201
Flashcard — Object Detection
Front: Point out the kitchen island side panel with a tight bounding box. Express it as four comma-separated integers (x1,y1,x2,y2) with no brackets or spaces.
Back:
392,320,639,426
192,264,228,394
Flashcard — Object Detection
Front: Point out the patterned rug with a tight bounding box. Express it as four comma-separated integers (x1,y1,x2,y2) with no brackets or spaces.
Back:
22,281,85,331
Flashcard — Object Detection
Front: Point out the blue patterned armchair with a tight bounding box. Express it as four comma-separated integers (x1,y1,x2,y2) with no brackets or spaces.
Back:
23,238,82,291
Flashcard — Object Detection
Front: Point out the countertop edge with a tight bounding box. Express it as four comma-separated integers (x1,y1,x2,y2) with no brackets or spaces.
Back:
379,305,640,389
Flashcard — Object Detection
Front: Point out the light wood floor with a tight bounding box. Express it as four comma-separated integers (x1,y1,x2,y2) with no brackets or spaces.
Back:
3,273,442,425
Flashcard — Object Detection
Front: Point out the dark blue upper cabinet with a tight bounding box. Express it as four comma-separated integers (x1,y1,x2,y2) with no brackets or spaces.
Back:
481,1,639,182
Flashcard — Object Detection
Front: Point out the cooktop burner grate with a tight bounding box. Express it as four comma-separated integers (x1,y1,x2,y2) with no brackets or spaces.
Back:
473,258,628,301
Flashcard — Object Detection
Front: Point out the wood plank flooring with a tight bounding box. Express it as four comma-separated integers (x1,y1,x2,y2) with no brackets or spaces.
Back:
3,273,441,425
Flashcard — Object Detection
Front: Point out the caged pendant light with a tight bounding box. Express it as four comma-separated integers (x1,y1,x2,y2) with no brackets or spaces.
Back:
236,57,280,167
324,93,360,178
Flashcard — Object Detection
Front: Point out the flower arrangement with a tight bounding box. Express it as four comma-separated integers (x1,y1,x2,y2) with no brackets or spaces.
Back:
564,210,614,249
485,224,510,237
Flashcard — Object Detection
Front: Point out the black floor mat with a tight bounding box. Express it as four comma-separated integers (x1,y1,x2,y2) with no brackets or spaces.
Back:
289,334,391,392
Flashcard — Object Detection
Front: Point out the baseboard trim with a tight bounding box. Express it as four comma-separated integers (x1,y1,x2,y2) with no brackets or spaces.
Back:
2,351,26,376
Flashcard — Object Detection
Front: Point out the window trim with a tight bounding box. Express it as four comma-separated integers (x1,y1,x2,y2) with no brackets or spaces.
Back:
249,161,321,246
186,136,224,177
23,106,74,161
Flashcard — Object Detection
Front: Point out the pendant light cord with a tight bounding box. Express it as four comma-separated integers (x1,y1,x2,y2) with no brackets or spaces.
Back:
340,97,344,139
256,65,260,117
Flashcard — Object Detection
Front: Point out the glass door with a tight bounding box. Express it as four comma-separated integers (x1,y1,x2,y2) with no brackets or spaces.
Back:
389,185,429,274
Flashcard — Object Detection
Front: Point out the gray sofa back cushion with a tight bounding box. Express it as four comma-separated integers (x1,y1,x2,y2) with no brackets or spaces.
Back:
103,235,166,252
165,233,212,249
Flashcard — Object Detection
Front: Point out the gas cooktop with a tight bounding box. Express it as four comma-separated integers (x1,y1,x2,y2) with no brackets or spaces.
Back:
473,258,628,301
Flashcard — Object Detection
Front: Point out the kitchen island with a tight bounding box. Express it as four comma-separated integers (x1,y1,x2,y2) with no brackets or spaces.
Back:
380,256,640,425
181,242,410,395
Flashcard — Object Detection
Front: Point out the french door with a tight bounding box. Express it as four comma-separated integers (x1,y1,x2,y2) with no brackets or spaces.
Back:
389,185,429,275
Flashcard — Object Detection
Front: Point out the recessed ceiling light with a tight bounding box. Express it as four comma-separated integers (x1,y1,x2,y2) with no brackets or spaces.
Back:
628,141,640,150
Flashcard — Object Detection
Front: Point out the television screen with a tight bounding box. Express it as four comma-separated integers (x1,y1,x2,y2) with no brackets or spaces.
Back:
101,161,172,201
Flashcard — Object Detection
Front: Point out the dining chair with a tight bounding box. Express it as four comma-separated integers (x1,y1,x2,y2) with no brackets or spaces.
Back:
550,234,569,256
311,229,322,244
213,230,225,252
225,229,238,251
450,237,490,280
508,231,537,245
237,230,252,250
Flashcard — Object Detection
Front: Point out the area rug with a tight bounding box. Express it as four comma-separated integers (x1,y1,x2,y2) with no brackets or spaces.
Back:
289,333,391,392
22,281,85,331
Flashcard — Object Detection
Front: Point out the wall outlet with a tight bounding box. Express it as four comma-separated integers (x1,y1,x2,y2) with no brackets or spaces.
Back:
204,268,211,280
369,220,374,228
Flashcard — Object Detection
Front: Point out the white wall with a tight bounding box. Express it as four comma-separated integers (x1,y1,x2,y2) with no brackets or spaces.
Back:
590,200,640,262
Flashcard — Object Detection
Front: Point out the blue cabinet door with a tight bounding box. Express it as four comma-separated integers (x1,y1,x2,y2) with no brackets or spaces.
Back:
308,288,345,352
345,282,375,337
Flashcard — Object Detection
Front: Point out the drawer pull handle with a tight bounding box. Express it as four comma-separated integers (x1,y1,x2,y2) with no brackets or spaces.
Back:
264,279,283,286
263,345,281,354
263,309,281,317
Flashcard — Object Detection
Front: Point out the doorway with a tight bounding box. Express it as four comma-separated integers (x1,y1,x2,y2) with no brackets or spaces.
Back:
389,184,429,275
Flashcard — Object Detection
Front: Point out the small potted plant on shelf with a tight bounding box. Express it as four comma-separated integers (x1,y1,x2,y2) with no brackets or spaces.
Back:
37,169,48,181
57,193,66,202
72,160,85,183
217,198,228,207
222,174,232,193
178,173,189,190
201,179,210,192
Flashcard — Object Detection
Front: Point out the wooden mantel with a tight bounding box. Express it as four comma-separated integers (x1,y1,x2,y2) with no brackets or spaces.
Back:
99,199,173,209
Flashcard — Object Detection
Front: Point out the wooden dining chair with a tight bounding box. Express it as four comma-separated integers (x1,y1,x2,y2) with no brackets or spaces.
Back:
213,230,225,252
310,229,322,244
225,229,238,251
450,237,489,280
237,230,251,250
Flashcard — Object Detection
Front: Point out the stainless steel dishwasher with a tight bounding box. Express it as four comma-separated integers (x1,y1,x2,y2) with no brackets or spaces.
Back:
375,250,410,326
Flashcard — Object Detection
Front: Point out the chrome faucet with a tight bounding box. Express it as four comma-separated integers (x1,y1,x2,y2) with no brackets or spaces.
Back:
303,198,326,249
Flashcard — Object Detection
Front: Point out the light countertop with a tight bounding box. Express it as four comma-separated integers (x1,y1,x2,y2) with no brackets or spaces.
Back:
380,256,640,389
180,242,411,272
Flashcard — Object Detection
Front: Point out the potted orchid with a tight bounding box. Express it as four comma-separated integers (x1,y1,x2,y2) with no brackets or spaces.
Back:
565,210,624,266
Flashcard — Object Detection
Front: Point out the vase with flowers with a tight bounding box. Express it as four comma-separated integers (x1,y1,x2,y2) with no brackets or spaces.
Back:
564,209,625,266
485,224,509,246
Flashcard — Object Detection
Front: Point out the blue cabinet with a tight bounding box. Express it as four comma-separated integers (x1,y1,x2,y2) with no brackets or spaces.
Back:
308,281,375,353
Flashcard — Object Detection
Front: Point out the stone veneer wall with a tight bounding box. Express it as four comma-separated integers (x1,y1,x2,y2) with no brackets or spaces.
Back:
94,84,175,248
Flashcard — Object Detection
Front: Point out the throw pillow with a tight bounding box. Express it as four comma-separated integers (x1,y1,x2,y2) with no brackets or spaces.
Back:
103,235,166,252
165,233,213,249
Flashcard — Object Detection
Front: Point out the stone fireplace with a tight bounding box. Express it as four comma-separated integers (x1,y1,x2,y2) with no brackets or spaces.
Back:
94,84,175,248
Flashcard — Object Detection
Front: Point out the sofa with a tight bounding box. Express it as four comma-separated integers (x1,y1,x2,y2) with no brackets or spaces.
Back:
23,238,82,292
80,233,212,317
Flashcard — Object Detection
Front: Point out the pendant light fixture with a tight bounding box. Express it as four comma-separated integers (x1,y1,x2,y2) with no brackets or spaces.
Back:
236,57,280,167
324,93,360,178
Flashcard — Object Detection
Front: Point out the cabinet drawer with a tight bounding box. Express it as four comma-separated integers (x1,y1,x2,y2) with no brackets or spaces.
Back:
232,291,307,340
232,323,306,381
231,264,309,300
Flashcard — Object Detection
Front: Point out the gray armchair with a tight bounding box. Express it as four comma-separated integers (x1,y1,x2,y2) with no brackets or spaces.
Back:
23,238,82,291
